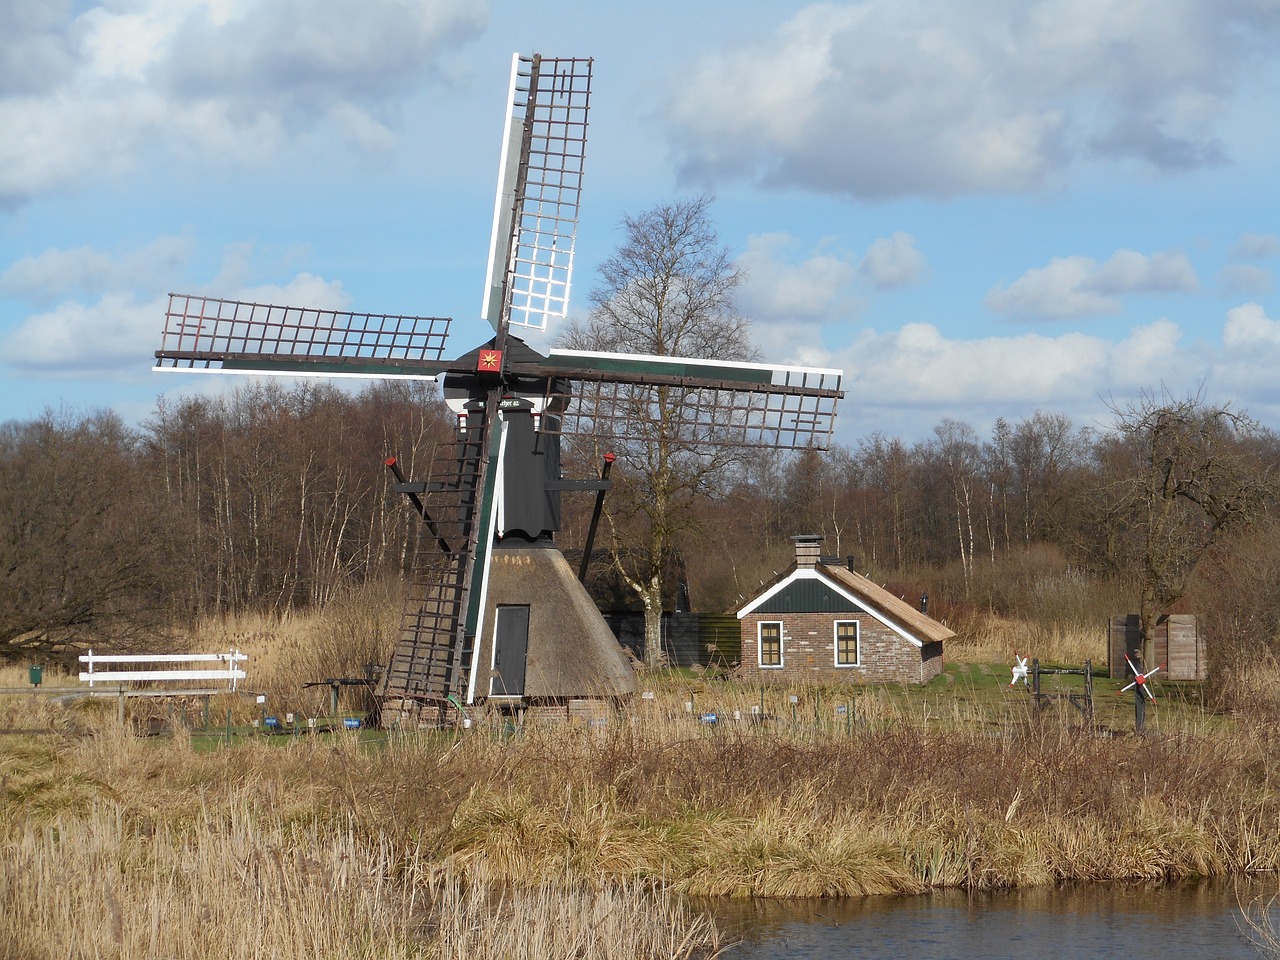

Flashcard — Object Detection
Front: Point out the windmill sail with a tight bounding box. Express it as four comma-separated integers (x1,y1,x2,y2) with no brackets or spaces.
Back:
481,55,592,333
154,294,452,378
539,349,843,450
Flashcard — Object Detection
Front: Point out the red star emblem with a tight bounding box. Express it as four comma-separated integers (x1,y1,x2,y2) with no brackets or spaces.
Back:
477,349,502,372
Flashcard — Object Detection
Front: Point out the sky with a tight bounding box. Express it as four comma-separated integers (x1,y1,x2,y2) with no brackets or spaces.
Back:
2,0,1279,448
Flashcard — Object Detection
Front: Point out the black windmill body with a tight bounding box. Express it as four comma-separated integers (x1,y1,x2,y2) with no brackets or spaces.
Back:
154,54,844,724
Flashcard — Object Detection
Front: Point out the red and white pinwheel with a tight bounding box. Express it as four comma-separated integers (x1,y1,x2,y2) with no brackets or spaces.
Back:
1118,654,1164,702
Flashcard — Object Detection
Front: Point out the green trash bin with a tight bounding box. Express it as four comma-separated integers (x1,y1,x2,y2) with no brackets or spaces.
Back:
29,664,42,687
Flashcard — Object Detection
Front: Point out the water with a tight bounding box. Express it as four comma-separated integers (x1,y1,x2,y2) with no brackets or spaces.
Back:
714,880,1277,959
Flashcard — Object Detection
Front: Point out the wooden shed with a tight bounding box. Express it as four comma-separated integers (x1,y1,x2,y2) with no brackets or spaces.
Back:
1107,614,1205,681
735,535,952,685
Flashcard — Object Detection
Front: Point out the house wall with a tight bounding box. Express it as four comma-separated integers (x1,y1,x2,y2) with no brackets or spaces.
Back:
737,612,941,684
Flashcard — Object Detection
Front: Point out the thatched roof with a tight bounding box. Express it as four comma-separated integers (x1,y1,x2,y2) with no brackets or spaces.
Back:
481,541,637,699
817,563,955,645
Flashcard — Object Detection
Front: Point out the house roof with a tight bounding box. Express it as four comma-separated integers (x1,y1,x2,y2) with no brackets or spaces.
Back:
737,562,955,647
818,563,955,645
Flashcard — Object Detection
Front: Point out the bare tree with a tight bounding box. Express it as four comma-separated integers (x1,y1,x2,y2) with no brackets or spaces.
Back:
146,379,451,620
556,196,756,670
1010,411,1092,547
1193,513,1280,705
929,419,982,589
1099,388,1276,668
852,433,916,571
0,410,175,664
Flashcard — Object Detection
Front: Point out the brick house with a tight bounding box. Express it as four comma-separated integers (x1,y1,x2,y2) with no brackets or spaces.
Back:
736,535,952,684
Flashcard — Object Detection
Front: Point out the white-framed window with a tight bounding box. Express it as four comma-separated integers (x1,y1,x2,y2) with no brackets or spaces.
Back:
758,621,783,668
835,620,860,667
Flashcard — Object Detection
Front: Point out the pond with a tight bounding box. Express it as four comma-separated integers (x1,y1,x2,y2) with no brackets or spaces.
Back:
713,879,1278,959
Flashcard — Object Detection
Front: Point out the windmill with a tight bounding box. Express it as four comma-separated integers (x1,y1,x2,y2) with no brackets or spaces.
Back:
153,53,844,725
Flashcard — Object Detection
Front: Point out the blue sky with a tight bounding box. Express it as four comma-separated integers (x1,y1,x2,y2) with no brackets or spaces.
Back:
2,0,1278,446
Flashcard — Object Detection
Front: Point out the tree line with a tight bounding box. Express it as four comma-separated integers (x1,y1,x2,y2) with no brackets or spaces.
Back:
5,197,1278,692
4,378,1276,682
0,380,450,663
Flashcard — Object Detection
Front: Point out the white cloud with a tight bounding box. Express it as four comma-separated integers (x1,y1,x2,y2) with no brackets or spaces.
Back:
1,235,194,304
328,101,398,152
736,232,859,322
0,0,77,95
1230,232,1280,260
813,315,1227,442
1222,302,1279,349
859,232,925,289
1090,250,1199,295
235,273,351,310
985,250,1199,320
842,322,1112,407
1113,317,1188,377
2,252,349,378
1218,264,1273,297
1215,303,1280,404
0,0,488,206
750,319,835,372
736,230,924,328
664,0,1280,199
3,292,164,375
790,301,1280,444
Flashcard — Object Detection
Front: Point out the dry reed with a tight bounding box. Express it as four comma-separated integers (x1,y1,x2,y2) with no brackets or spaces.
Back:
945,612,1104,666
0,794,719,960
1244,883,1280,960
8,604,1280,955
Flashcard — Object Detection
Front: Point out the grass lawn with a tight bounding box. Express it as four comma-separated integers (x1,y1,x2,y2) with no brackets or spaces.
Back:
637,659,1220,741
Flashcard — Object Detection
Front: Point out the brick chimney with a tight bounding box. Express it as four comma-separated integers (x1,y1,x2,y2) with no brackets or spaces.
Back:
791,534,823,569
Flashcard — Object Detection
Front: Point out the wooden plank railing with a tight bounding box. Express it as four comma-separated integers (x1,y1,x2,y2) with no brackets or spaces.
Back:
78,650,247,690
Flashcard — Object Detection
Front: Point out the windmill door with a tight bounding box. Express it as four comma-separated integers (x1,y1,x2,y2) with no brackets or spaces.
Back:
491,605,530,696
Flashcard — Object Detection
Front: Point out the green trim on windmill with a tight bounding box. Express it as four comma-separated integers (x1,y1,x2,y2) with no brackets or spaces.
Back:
221,357,453,378
547,351,775,384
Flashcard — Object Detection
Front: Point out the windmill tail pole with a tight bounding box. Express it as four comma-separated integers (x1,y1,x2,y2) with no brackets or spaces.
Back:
385,458,452,555
578,453,616,584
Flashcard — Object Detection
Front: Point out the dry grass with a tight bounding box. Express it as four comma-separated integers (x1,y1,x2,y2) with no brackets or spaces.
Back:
204,581,400,715
1244,882,1280,960
1,705,724,959
945,612,1105,666
0,798,716,960
8,599,1280,955
10,693,1280,903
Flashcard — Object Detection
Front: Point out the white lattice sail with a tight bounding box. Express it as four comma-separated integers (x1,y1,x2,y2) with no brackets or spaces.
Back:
481,54,592,332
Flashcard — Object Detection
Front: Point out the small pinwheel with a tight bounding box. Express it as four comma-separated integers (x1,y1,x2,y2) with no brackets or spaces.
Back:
1011,654,1029,687
1118,654,1164,701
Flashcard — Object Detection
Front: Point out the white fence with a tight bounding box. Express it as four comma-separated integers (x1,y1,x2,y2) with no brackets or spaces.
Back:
79,650,247,690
